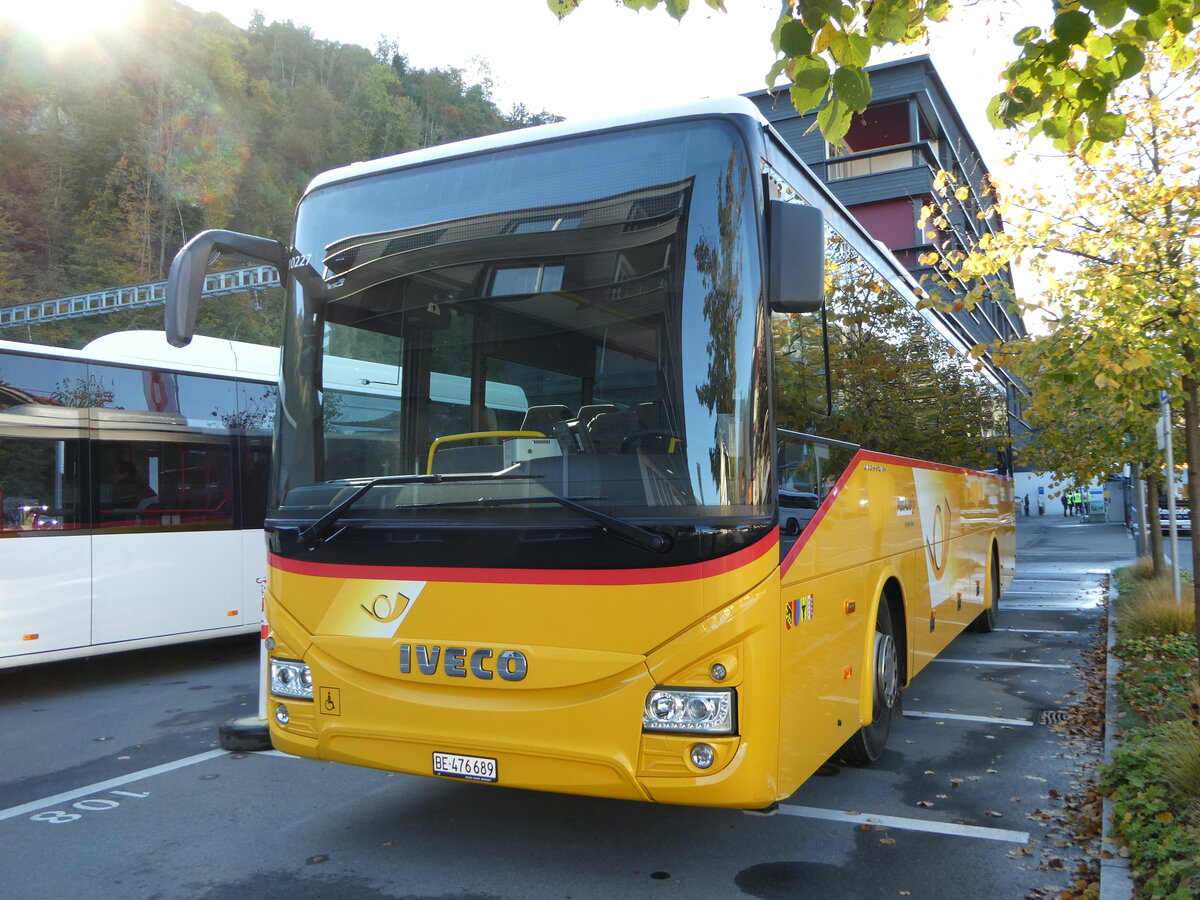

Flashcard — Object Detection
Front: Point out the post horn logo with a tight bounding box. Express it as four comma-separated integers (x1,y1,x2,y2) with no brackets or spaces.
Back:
362,591,413,624
925,497,950,578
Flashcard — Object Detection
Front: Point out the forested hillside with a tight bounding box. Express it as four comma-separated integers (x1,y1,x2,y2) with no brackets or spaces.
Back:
0,0,558,348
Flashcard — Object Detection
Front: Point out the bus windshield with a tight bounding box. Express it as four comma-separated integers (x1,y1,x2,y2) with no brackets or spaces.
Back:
272,119,770,539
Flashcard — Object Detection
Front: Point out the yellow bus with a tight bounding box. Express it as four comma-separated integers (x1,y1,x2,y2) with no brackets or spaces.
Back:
166,98,1016,808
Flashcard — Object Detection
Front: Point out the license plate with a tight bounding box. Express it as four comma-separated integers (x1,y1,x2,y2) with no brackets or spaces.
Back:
432,752,497,783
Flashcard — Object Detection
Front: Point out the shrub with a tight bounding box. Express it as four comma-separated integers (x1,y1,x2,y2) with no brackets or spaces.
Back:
1114,562,1195,641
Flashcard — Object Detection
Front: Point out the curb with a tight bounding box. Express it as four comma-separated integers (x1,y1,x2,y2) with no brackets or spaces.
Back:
1100,612,1133,900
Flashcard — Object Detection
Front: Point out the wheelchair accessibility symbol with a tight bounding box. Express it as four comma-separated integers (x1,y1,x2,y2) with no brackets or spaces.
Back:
320,687,341,716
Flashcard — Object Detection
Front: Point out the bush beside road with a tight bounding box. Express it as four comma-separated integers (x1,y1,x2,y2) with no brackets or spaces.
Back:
1104,564,1200,899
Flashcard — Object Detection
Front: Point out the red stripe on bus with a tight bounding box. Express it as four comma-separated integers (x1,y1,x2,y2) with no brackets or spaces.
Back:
858,448,1010,480
268,531,778,586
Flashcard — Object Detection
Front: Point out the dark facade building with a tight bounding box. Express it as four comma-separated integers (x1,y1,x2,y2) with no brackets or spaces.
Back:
746,55,1027,355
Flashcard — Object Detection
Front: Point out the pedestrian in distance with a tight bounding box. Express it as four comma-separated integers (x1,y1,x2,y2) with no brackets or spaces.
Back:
1024,494,1030,516
1062,492,1070,516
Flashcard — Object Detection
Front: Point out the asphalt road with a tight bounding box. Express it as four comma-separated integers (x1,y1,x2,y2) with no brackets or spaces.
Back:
0,518,1135,899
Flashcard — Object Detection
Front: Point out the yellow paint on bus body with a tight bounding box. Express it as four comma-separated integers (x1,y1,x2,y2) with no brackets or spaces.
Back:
266,451,1013,808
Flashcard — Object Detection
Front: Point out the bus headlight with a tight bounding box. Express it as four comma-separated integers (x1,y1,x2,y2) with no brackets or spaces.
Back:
642,687,735,734
270,658,313,699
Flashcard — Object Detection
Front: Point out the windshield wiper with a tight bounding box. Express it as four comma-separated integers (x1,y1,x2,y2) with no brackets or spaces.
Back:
278,472,539,549
427,495,671,553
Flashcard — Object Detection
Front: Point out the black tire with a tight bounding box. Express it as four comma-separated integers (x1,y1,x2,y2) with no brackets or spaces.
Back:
218,715,273,752
836,597,901,766
967,553,1000,633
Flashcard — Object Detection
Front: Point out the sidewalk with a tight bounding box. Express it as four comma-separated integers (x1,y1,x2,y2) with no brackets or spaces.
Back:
1015,514,1135,900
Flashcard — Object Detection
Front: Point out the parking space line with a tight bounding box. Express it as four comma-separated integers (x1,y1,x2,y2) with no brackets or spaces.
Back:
904,710,1033,727
767,804,1030,844
0,749,227,823
1008,607,1099,614
996,628,1081,635
1003,590,1091,597
932,658,1072,669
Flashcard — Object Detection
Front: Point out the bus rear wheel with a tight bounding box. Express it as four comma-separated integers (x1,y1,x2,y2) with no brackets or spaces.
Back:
836,598,900,766
967,553,1000,633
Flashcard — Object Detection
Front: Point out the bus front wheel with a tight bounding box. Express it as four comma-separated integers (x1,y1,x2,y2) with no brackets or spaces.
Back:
836,598,900,766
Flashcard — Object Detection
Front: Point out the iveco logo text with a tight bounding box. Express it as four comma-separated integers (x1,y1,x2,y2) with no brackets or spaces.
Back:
399,644,528,681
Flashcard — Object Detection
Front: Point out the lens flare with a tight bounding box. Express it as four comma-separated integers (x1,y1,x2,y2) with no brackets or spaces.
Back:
4,0,142,47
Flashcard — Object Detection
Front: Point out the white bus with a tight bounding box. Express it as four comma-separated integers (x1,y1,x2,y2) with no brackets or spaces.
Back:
0,329,530,668
0,330,278,668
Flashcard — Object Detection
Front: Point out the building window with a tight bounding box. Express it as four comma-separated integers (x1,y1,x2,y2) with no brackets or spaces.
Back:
825,100,939,181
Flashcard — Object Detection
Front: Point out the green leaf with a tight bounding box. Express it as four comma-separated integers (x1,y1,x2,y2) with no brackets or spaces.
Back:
817,96,852,145
985,93,1006,127
1090,110,1128,141
789,55,831,112
1043,39,1072,64
832,65,872,110
866,0,911,42
1127,0,1160,13
779,20,814,57
664,0,689,20
546,0,581,19
829,31,873,67
1134,12,1168,40
766,58,789,88
1087,33,1115,58
801,0,843,31
1094,0,1130,28
1013,25,1043,45
926,0,951,23
1039,116,1069,139
1053,10,1094,45
1114,42,1147,78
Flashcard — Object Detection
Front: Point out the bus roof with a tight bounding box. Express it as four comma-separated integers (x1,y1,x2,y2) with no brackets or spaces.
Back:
0,331,279,381
303,97,770,196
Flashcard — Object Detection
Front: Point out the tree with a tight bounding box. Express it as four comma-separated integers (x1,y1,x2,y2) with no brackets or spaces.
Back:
550,0,1200,149
0,2,555,350
920,38,1200,648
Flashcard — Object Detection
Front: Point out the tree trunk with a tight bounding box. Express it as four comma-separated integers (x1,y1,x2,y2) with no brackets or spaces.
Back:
1147,476,1164,577
1130,463,1149,556
1180,375,1200,668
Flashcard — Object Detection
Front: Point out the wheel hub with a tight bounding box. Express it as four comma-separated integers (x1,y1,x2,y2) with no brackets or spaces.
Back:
874,631,899,711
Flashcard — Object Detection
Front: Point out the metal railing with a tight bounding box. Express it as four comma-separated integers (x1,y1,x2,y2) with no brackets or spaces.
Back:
0,265,281,329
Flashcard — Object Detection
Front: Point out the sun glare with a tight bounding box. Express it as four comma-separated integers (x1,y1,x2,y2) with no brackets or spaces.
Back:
4,0,142,47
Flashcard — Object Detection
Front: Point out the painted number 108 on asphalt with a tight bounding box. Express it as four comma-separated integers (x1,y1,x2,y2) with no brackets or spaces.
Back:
30,790,149,824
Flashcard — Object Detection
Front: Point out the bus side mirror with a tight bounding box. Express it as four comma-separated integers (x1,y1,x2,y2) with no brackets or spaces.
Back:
767,200,825,314
166,230,289,347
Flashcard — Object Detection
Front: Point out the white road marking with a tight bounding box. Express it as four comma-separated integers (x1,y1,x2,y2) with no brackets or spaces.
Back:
905,710,1033,727
0,749,227,823
995,628,1081,635
1003,592,1089,600
932,658,1072,669
767,804,1030,844
1003,605,1099,612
